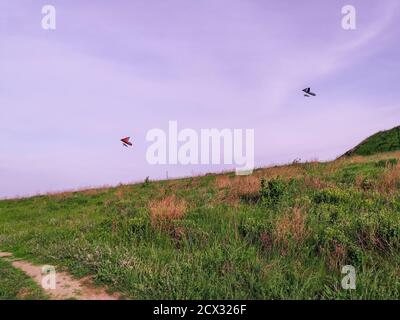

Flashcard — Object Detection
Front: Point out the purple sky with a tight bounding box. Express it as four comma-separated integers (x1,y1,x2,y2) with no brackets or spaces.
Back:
1,0,400,198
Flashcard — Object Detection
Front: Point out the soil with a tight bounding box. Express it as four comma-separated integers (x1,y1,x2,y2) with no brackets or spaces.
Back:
0,251,120,300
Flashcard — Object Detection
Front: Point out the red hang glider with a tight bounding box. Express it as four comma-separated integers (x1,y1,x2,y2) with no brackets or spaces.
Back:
121,137,133,147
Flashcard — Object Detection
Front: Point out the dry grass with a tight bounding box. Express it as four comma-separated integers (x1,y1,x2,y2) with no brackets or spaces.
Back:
356,228,391,252
16,288,34,299
324,151,400,176
355,175,367,190
215,175,231,189
375,163,400,195
214,175,260,205
46,185,111,199
113,185,132,200
274,207,308,253
81,188,107,196
323,158,348,176
255,164,305,180
165,176,202,190
148,194,187,228
260,231,273,252
353,161,400,194
340,151,400,164
327,242,347,270
364,151,400,162
232,176,260,196
303,176,331,190
214,166,307,205
48,191,74,200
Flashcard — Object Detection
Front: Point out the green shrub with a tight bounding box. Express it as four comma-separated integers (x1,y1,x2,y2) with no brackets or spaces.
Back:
260,178,286,207
129,216,149,237
238,217,272,245
313,188,349,205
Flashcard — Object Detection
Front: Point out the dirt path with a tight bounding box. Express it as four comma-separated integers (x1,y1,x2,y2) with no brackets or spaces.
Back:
0,252,119,300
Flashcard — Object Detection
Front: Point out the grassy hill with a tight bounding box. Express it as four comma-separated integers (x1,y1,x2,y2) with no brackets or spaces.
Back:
343,126,400,157
1,152,400,299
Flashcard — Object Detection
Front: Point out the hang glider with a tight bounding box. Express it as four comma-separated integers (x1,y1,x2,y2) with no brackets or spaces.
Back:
303,87,316,97
120,137,133,147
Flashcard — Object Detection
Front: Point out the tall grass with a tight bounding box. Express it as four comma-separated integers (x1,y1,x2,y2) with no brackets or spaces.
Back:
1,151,400,299
149,195,187,228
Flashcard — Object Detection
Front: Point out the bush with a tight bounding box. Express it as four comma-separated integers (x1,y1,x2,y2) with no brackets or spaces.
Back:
129,216,149,238
239,218,272,244
260,178,286,207
313,188,349,205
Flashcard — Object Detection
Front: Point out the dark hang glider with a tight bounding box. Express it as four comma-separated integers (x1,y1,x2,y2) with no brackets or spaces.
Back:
303,87,316,97
121,137,133,147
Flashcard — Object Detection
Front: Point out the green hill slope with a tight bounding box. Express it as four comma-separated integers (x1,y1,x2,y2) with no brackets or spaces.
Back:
1,152,400,299
343,126,400,157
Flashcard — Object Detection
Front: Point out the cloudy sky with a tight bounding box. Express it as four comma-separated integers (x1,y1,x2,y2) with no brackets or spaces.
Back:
1,0,400,198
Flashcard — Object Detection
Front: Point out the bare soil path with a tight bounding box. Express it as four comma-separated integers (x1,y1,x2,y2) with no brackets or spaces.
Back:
0,252,119,300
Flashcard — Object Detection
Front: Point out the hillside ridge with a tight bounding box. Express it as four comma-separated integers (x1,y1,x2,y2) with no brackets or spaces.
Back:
342,125,400,157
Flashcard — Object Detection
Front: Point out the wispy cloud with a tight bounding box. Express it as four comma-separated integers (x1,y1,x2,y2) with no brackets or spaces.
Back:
1,0,400,197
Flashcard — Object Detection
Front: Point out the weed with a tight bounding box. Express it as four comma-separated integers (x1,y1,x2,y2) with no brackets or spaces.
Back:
148,195,187,228
2,152,400,299
260,178,286,207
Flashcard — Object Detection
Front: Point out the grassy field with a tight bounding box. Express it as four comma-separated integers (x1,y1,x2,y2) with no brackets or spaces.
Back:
1,152,400,299
0,258,47,300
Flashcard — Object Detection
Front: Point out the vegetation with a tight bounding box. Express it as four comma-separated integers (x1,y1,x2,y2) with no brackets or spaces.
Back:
0,258,47,300
1,151,400,299
343,126,400,157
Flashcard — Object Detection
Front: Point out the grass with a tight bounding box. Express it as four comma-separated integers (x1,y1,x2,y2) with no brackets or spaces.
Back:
343,125,400,156
0,258,47,300
1,151,400,299
149,194,187,228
